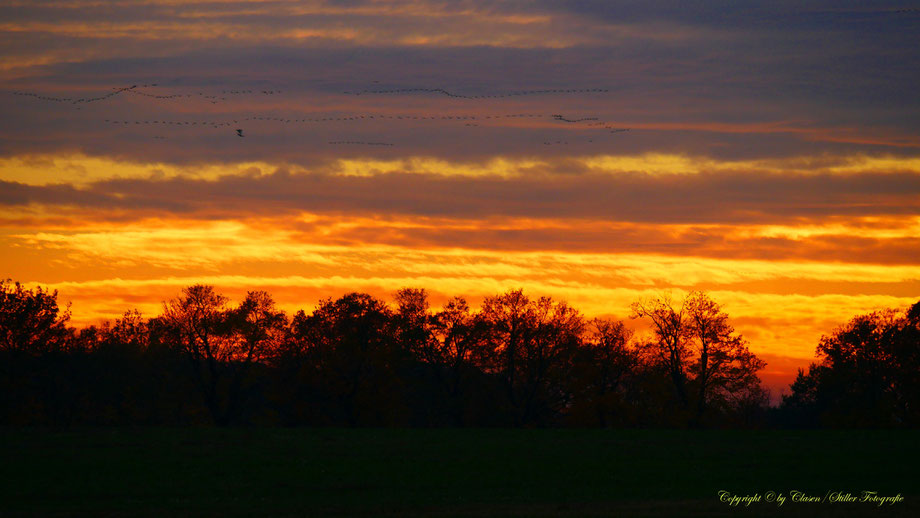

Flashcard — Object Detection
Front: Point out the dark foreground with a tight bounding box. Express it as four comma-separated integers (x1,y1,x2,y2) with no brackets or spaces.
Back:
1,428,917,517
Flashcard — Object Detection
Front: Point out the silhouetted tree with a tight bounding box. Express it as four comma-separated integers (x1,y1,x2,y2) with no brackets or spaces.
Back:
684,292,766,419
0,279,74,424
632,291,766,425
297,293,404,425
782,301,920,427
224,290,287,422
393,288,435,361
392,288,464,425
431,296,479,424
566,318,638,426
476,290,584,425
476,289,531,410
76,311,150,423
272,308,322,424
431,297,473,373
0,279,72,355
160,285,237,424
631,293,692,407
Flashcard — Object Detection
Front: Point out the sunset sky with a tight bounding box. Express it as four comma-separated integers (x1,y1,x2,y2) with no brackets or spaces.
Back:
2,0,919,397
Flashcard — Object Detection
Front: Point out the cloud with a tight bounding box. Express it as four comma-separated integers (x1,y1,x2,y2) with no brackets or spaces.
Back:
9,216,920,278
2,5,917,161
3,156,920,226
0,0,725,52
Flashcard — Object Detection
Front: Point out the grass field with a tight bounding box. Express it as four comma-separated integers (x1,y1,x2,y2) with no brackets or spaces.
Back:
1,428,918,517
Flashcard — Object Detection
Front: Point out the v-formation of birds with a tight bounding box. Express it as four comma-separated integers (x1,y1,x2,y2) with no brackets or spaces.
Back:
15,83,630,144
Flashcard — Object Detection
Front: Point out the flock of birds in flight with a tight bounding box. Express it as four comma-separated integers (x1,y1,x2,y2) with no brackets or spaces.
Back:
342,87,610,99
14,83,630,146
13,84,282,105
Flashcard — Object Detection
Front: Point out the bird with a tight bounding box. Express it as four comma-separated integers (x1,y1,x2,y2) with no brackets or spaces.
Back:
236,129,244,137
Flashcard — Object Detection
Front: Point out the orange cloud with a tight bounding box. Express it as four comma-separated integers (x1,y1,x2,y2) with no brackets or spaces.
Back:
7,213,917,359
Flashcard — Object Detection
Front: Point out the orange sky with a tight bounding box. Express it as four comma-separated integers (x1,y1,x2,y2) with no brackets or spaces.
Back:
2,1,919,399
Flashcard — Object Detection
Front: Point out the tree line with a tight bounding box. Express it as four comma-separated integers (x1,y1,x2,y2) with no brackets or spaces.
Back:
1,279,917,427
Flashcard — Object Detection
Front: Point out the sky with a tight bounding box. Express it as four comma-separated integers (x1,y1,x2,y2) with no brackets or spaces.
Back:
2,0,919,397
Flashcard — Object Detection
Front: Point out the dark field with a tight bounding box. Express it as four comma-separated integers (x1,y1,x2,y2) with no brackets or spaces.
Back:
1,428,917,517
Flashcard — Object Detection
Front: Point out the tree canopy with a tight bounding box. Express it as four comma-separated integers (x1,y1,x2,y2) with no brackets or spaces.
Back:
781,302,920,427
2,278,916,428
